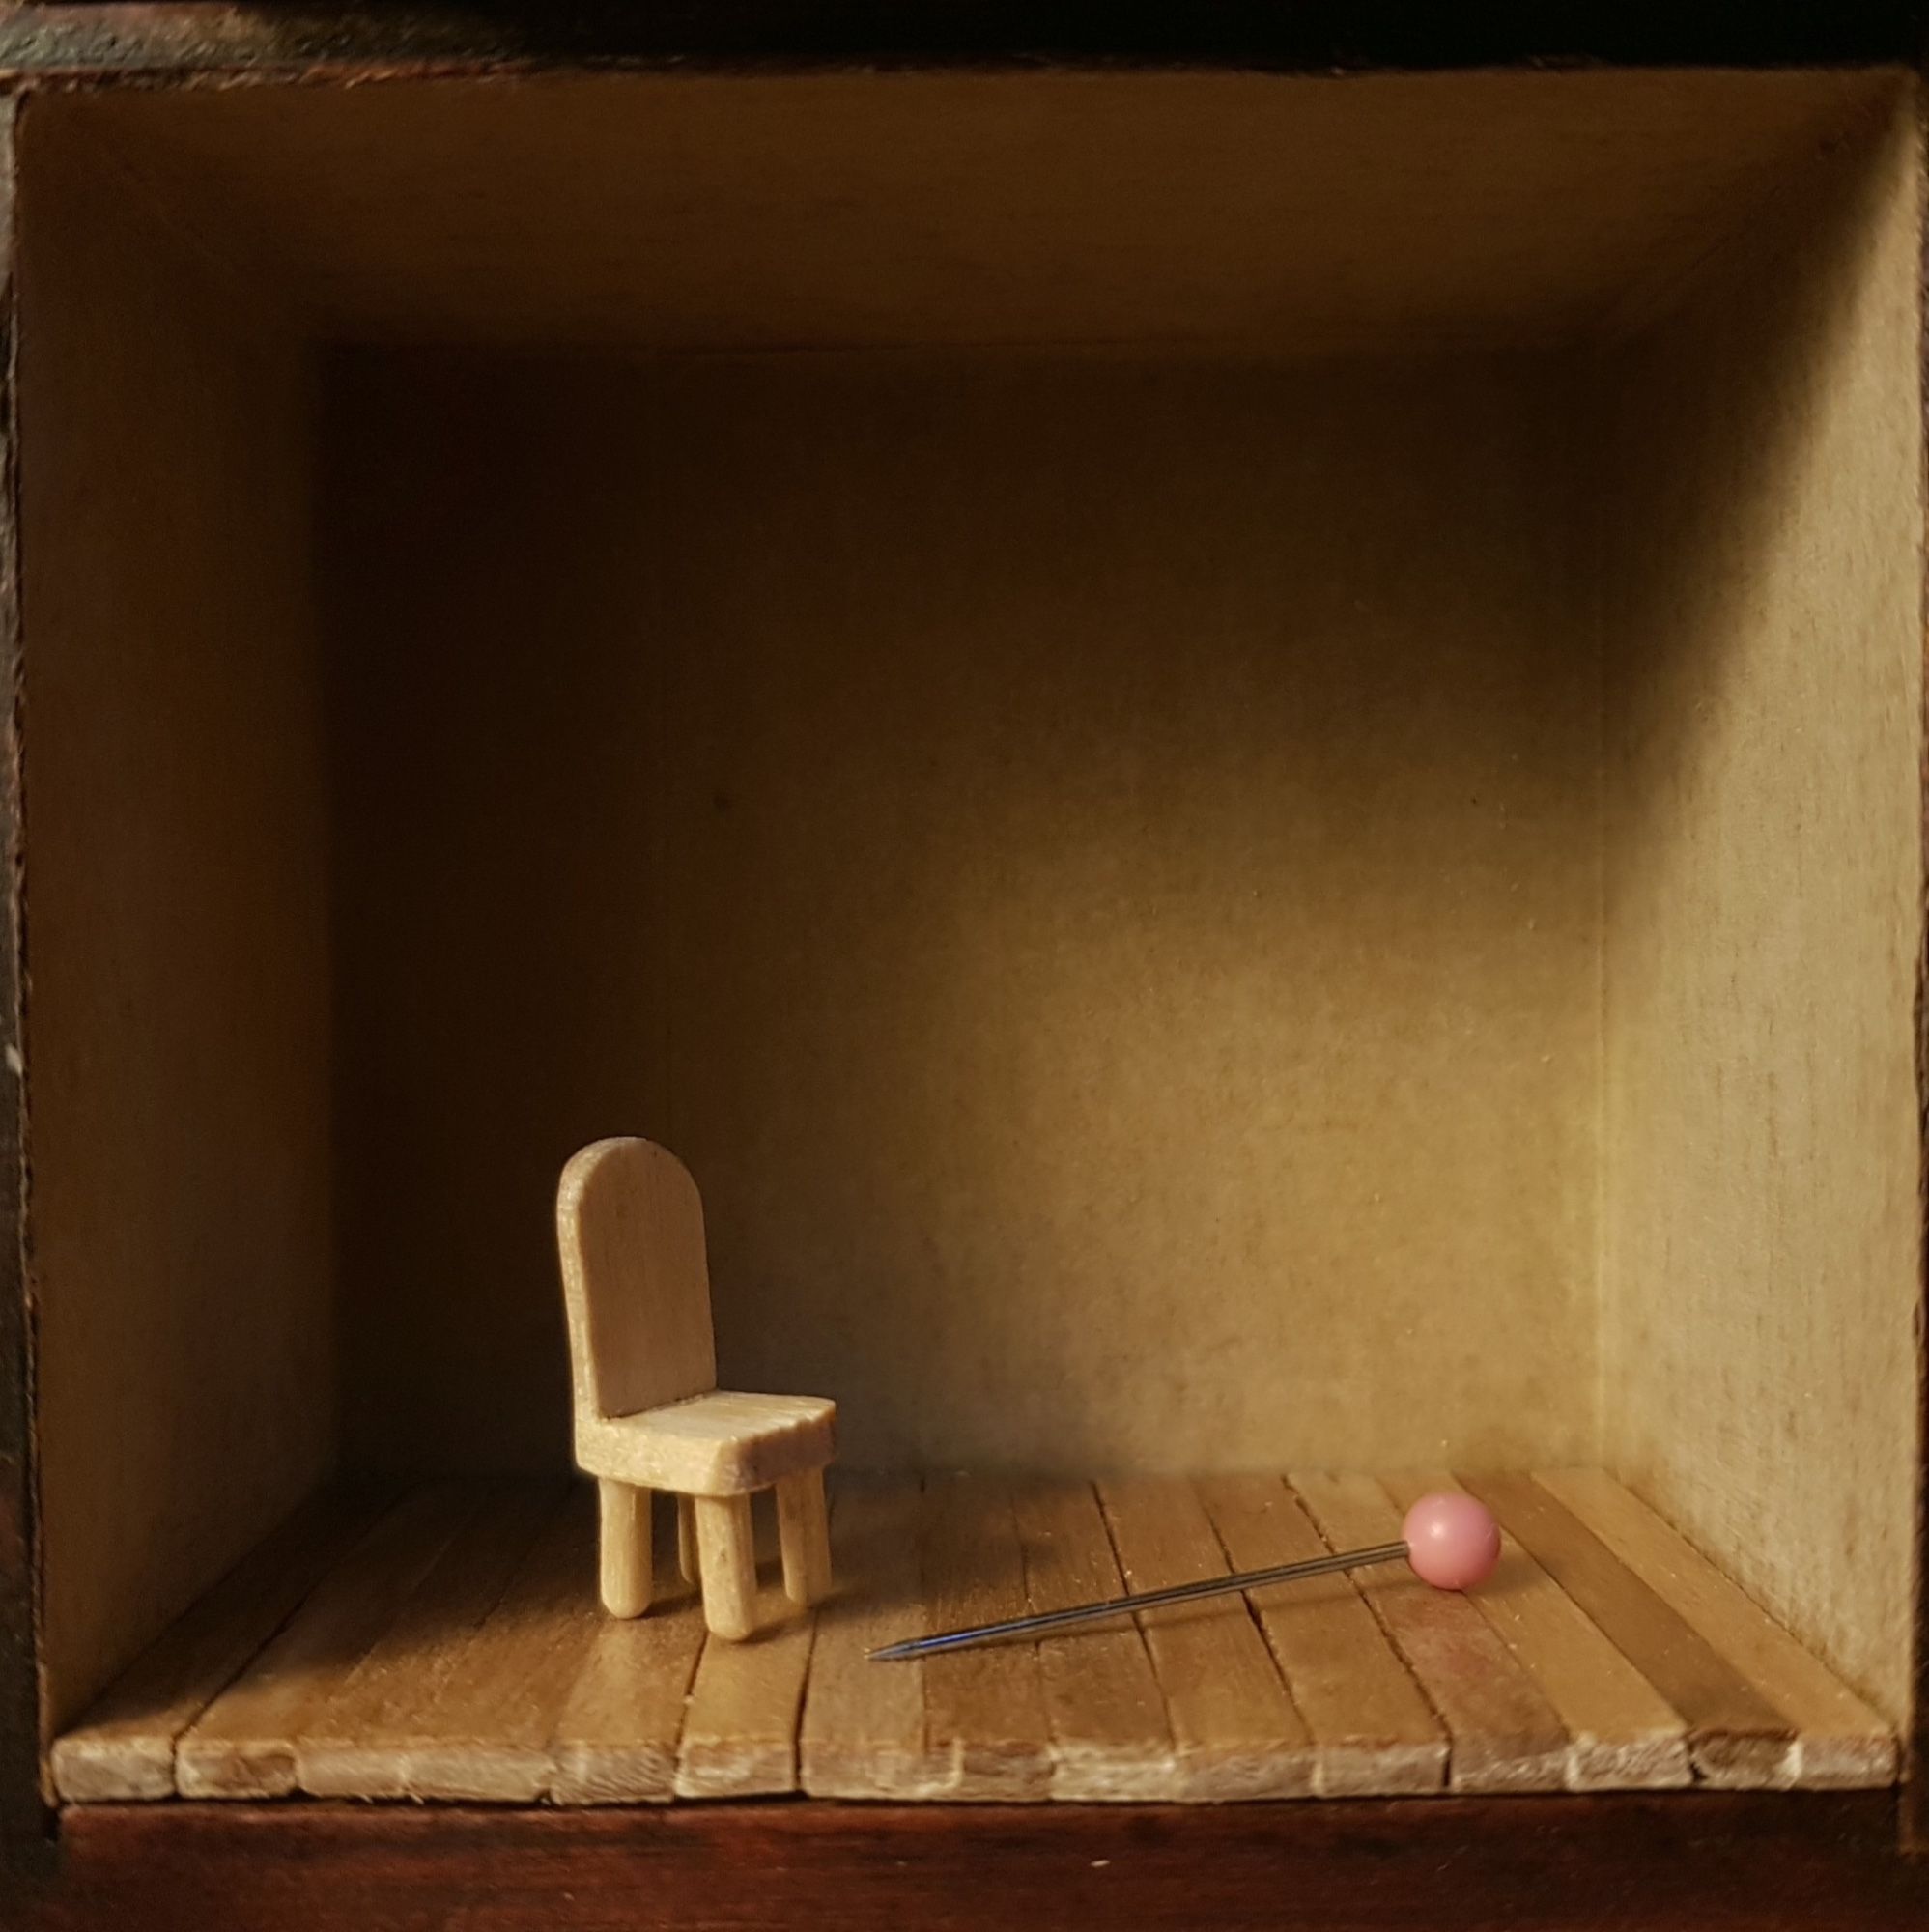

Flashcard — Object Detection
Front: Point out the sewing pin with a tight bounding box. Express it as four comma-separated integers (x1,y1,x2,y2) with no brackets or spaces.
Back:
868,1490,1499,1661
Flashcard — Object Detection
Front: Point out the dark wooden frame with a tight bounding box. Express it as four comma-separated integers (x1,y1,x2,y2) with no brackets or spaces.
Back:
3,5,1929,1924
0,79,31,1866
0,2,1919,77
11,1795,1929,1931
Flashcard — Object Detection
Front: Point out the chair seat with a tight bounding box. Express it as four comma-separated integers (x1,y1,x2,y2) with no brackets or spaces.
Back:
577,1389,837,1497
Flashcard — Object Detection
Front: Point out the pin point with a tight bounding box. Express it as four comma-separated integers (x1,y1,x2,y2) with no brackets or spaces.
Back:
868,1491,1500,1661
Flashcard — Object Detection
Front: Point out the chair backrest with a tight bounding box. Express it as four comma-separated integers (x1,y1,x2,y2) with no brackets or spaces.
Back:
556,1137,718,1422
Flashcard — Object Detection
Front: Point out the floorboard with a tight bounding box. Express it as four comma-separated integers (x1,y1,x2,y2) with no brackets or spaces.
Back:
52,1468,1897,1804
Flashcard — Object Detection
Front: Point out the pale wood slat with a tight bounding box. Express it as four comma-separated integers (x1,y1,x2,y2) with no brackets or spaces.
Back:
1382,1471,1689,1791
1536,1468,1896,1789
1099,1476,1314,1799
798,1478,947,1799
293,1479,565,1798
1014,1480,1177,1801
1293,1471,1568,1793
69,1466,1899,1810
675,1495,817,1798
919,1473,1052,1800
386,1486,608,1800
1199,1475,1444,1797
53,1487,397,1802
551,1494,708,1804
176,1481,484,1798
1465,1472,1792,1788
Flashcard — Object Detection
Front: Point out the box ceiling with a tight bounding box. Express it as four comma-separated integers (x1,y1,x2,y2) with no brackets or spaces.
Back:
29,67,1890,353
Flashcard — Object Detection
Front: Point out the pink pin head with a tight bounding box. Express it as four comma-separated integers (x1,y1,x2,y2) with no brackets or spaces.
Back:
1402,1492,1501,1591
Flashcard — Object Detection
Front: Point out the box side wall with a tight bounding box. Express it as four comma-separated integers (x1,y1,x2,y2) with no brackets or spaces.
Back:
327,347,1601,1478
1600,95,1925,1722
18,114,335,1728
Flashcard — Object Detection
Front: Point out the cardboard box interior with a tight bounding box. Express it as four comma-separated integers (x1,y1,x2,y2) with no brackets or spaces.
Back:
15,68,1922,1737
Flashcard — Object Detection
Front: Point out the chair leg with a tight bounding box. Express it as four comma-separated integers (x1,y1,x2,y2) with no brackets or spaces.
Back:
598,1480,652,1619
694,1493,757,1640
678,1493,700,1583
777,1469,834,1606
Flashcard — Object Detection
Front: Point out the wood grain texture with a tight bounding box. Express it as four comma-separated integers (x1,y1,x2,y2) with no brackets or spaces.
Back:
1382,1472,1690,1791
1597,88,1923,1725
675,1496,816,1797
0,6,1915,76
799,1479,946,1799
290,1482,563,1800
1013,1481,1177,1801
20,1793,1929,1932
50,1469,1897,1811
558,1137,839,1525
1293,1472,1569,1793
1465,1473,1791,1787
53,1491,390,1803
20,90,334,1736
692,1492,757,1642
366,1489,603,1802
549,1496,707,1805
174,1484,480,1800
678,1494,698,1584
777,1469,833,1605
1099,1477,1312,1799
1540,1469,1897,1787
1198,1475,1444,1797
595,1479,649,1618
918,1475,1050,1800
557,1137,716,1420
0,95,29,1845
582,1391,837,1498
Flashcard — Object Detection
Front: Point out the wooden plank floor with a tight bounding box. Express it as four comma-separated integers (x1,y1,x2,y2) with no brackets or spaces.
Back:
51,1470,1897,1804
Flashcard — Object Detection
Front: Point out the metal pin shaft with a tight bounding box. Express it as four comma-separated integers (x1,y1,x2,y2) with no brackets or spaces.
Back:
868,1538,1409,1661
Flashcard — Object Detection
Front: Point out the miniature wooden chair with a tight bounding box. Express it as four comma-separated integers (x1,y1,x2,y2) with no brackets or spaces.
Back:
556,1136,836,1640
